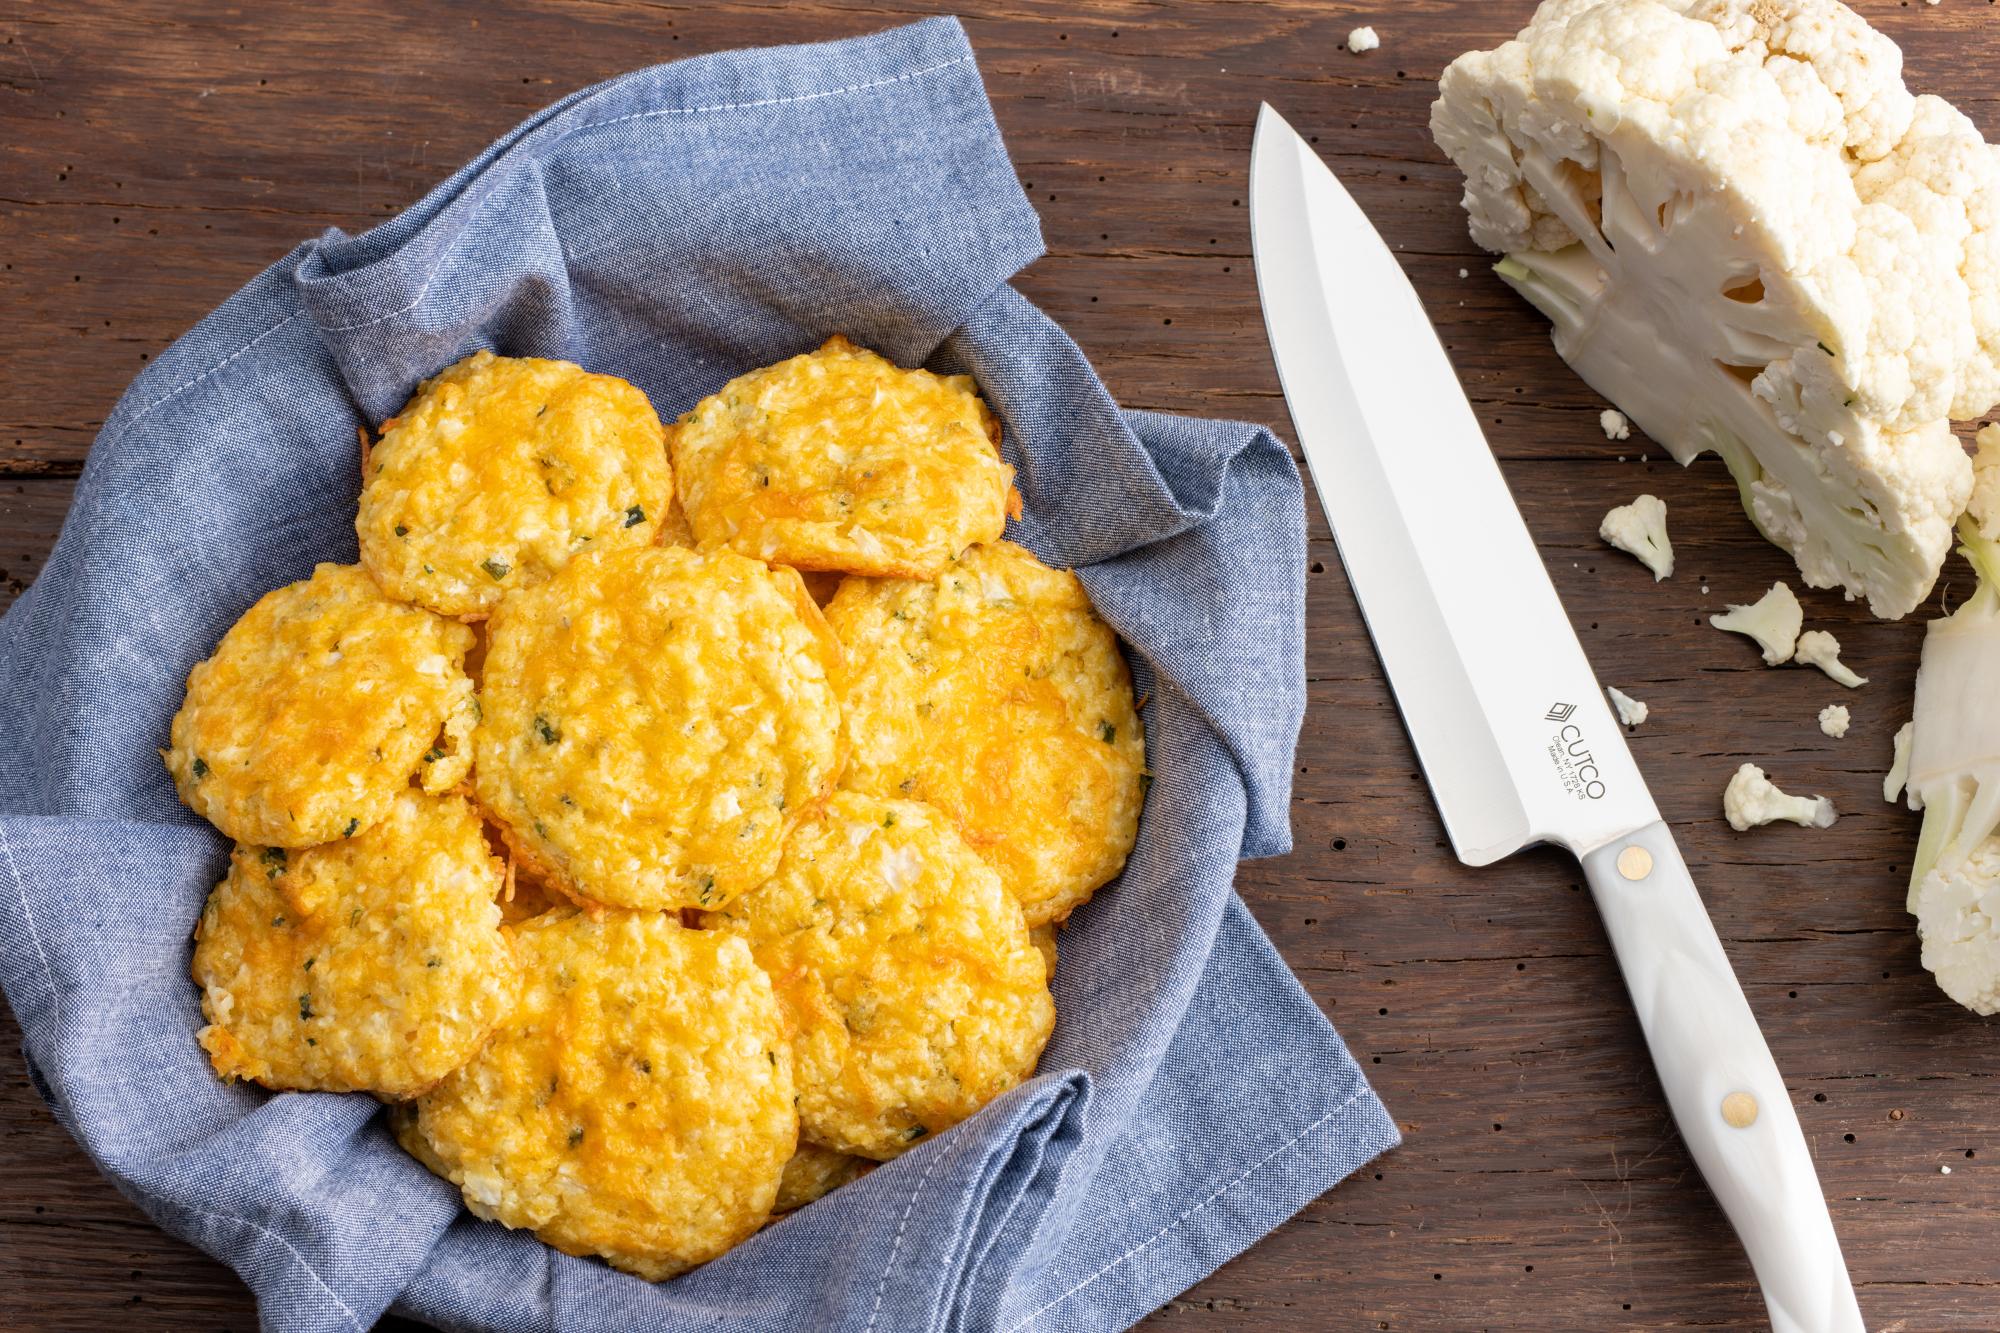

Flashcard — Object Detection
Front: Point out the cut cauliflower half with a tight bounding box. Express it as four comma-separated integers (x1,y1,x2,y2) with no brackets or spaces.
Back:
1710,581,1802,664
1433,0,1993,618
1794,629,1866,688
1901,429,2000,1012
1724,763,1836,831
1904,451,2000,913
1599,494,1673,580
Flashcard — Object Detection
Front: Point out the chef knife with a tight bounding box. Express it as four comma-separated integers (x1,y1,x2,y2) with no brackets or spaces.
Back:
1248,103,1863,1333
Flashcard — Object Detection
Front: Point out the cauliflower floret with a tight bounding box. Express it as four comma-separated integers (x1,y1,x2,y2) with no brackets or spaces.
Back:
1606,685,1649,726
1819,703,1851,737
1600,408,1632,440
1795,628,1867,687
1912,838,2000,1014
1432,0,1994,618
1711,581,1803,663
1599,494,1673,580
1724,762,1837,830
1347,26,1380,54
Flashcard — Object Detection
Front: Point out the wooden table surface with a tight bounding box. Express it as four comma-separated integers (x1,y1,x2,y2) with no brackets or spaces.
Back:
4,1,1996,1328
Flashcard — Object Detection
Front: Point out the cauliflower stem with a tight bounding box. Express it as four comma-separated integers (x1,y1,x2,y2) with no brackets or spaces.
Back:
1903,457,2000,1012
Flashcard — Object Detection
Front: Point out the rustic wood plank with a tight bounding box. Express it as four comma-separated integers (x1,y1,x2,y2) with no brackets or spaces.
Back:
5,1,1999,1329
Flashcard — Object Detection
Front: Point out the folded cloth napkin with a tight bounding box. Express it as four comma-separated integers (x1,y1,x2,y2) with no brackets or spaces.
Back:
0,17,1397,1332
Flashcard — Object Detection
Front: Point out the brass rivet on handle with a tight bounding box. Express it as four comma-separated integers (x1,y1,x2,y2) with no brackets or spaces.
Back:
1721,1091,1759,1128
1615,845,1653,880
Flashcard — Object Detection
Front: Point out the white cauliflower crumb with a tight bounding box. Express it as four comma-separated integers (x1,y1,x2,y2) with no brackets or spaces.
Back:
1599,494,1673,581
1599,409,1631,441
1885,720,1919,808
1347,25,1380,53
1724,764,1837,832
1711,583,1802,665
1458,268,1469,278
1606,685,1648,727
1819,704,1851,738
1794,629,1867,688
1942,1164,1953,1174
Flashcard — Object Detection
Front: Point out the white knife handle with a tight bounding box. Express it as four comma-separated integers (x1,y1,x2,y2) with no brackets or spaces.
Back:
1579,821,1863,1333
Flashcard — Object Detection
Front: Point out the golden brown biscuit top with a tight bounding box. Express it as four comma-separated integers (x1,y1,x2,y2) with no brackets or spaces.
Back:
357,350,671,618
165,562,477,847
475,544,844,911
671,336,1014,578
711,791,1054,1159
408,909,797,1281
826,541,1146,926
191,789,517,1098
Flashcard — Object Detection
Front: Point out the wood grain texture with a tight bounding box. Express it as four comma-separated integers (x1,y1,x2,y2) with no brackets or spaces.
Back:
2,1,1995,1328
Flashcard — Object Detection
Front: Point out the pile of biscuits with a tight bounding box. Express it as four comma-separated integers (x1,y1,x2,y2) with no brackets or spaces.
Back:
165,337,1147,1279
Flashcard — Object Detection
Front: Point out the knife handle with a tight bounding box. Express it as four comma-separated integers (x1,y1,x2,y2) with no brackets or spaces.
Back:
1579,821,1864,1333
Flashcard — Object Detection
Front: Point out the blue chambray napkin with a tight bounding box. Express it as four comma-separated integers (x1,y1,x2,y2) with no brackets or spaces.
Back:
0,18,1398,1333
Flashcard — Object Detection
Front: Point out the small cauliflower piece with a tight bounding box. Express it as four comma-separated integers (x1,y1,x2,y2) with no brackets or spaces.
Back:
1795,629,1867,688
1600,408,1632,441
1599,494,1673,580
1711,582,1803,664
1432,0,1996,618
1819,704,1851,738
1912,838,2000,1014
1885,719,1918,806
1347,26,1380,54
1724,763,1837,831
1606,685,1649,727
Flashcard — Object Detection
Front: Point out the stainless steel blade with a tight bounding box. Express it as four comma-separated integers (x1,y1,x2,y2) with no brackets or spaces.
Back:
1250,103,1656,863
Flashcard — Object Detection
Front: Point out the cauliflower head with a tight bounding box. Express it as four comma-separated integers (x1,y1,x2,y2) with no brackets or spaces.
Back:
1433,0,1996,618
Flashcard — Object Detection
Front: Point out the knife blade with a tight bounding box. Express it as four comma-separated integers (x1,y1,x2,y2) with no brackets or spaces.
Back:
1249,103,1864,1333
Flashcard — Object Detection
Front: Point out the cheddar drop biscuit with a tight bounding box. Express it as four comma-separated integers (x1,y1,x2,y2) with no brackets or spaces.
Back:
826,542,1145,926
773,1142,873,1214
191,790,516,1098
357,351,671,618
711,793,1054,1160
403,910,796,1280
476,546,842,911
670,336,1014,577
165,563,477,847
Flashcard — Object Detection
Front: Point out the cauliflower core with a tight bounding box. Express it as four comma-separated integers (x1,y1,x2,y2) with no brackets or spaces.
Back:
1902,428,2000,1013
1433,0,1998,618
